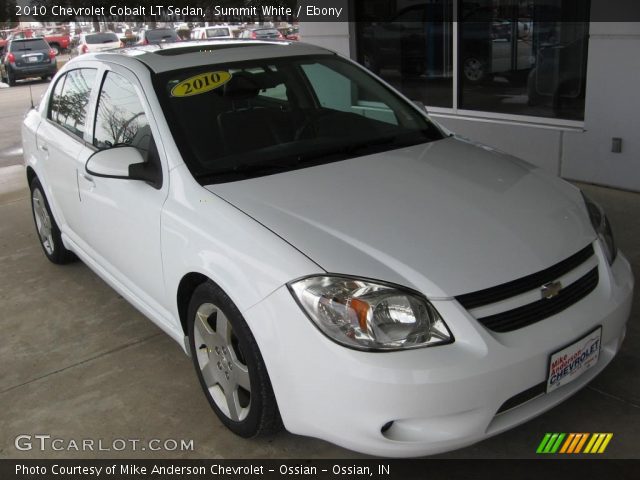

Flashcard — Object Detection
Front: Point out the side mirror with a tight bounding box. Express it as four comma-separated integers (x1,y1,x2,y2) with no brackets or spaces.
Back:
85,146,161,189
86,146,145,179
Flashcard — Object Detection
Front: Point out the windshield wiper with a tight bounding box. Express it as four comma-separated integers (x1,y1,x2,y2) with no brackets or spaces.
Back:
196,133,428,184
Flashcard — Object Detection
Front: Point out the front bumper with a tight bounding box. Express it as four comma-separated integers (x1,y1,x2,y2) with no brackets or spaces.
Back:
243,245,634,457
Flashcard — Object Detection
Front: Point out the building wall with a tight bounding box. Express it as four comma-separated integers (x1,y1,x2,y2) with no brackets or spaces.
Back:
300,8,640,192
561,21,640,191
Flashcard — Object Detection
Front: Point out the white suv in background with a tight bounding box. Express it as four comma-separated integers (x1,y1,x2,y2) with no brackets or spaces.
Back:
22,40,634,457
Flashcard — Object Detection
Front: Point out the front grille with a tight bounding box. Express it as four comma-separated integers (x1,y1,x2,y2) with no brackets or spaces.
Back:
456,244,599,333
456,244,594,310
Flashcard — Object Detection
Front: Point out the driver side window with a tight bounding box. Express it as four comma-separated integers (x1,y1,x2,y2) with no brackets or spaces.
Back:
93,71,153,161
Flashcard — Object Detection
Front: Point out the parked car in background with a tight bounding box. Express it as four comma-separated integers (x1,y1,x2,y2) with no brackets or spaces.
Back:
42,29,71,55
238,26,284,40
121,29,138,47
136,28,180,45
71,32,122,57
283,26,299,41
1,38,57,86
3,28,71,55
191,26,234,40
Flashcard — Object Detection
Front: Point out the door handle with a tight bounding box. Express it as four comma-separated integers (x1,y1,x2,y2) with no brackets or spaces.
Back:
40,144,48,152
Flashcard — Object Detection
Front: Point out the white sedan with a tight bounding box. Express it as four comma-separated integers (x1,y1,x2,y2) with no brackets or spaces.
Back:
22,40,634,457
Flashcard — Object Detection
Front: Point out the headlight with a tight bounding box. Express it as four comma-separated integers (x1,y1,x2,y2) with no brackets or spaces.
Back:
582,192,617,265
288,276,453,351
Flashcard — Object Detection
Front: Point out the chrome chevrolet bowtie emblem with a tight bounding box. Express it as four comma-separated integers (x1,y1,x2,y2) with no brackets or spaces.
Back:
541,281,563,299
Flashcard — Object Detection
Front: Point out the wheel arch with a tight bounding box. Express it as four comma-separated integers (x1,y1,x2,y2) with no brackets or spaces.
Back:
26,165,37,187
176,272,210,336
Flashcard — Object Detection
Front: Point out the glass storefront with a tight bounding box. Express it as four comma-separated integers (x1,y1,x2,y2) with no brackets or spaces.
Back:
356,0,590,121
356,0,454,108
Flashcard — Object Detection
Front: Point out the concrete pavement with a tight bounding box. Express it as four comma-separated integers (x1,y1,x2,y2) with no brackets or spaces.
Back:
0,81,49,169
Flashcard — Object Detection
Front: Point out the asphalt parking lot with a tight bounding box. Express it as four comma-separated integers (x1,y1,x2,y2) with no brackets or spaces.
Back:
0,81,638,459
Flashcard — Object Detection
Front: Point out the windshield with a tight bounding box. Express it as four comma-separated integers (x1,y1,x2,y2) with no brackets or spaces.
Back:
86,33,119,44
153,54,444,184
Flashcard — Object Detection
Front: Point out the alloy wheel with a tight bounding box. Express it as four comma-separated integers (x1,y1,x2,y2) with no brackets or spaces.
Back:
193,303,251,422
32,188,54,255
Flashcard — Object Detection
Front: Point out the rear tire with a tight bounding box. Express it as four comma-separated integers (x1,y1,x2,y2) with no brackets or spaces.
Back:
29,178,76,264
7,71,15,86
188,281,282,438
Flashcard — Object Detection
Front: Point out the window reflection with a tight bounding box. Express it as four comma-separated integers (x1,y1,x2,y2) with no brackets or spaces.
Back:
50,69,97,137
356,0,454,108
354,0,590,120
93,72,152,159
460,1,589,120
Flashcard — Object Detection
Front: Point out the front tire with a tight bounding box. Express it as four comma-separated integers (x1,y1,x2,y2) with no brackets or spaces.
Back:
29,178,76,264
188,281,282,438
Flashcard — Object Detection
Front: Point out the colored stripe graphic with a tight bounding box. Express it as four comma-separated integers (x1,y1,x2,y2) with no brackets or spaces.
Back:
536,433,552,453
537,433,613,454
574,433,589,453
584,433,599,453
536,433,565,453
559,433,575,453
584,433,614,454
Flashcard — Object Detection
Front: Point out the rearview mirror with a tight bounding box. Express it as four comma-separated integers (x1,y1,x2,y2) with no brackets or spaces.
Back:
86,146,145,179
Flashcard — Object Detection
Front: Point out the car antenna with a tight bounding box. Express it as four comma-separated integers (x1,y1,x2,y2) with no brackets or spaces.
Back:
28,84,35,109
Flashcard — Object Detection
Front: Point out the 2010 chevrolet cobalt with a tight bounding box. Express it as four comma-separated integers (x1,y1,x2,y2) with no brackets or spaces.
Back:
22,40,634,457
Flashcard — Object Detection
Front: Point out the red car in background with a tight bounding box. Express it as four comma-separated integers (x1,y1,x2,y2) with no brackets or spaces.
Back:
3,28,70,54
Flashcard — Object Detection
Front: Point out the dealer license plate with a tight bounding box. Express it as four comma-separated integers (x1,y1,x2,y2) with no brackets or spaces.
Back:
547,327,601,393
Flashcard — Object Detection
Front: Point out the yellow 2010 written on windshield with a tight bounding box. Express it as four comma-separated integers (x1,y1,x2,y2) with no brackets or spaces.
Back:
170,71,232,98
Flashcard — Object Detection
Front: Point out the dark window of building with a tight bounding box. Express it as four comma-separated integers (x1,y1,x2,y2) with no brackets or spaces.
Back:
354,0,590,121
355,0,454,108
460,0,589,120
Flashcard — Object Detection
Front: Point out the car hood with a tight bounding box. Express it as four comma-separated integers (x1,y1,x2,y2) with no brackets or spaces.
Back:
206,137,596,298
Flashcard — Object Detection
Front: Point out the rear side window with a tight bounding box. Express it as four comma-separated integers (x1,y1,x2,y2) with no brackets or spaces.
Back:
206,28,231,38
85,33,119,44
255,29,279,37
49,69,97,138
11,39,49,51
93,71,153,160
48,75,66,124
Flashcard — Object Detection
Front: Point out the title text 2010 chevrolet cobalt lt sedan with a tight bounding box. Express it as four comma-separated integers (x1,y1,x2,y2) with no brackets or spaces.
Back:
22,41,634,457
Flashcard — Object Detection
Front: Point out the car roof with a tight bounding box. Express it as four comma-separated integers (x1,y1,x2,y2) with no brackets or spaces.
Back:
86,40,334,74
